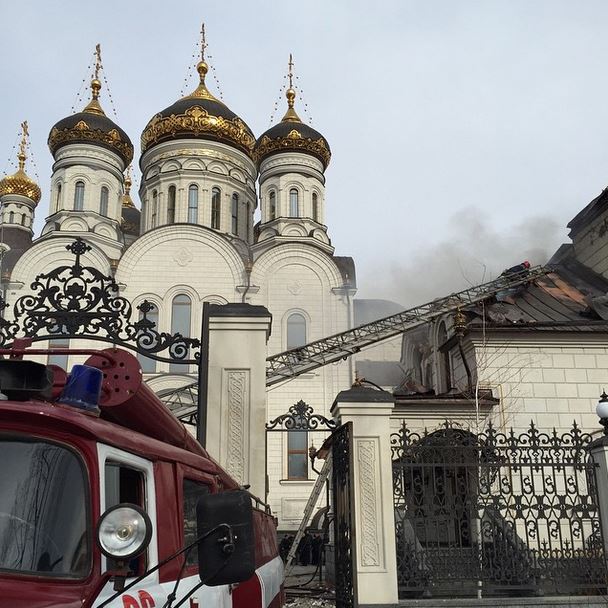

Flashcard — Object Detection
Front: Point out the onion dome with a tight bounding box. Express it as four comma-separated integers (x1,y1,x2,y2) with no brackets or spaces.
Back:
121,170,140,237
0,123,41,204
141,60,255,158
48,77,133,166
254,87,331,169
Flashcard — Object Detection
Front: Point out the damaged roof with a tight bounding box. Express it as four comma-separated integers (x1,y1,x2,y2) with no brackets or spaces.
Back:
465,245,608,332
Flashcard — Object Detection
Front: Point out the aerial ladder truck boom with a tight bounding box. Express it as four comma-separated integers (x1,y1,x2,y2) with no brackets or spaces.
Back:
162,265,547,419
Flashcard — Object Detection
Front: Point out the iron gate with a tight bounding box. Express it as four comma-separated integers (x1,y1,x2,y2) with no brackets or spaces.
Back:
392,420,607,599
332,422,357,608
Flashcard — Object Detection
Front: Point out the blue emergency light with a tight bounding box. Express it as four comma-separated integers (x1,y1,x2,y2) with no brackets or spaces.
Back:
58,364,102,414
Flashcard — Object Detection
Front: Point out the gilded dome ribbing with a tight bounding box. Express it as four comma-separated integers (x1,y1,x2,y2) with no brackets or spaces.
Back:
140,61,255,158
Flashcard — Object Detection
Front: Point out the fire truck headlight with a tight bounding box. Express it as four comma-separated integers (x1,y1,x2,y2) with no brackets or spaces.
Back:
96,503,152,560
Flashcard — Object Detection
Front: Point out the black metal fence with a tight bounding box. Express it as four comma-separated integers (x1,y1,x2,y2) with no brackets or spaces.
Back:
392,420,607,599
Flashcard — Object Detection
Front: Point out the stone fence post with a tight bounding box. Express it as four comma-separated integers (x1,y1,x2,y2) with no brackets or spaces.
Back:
205,303,272,501
588,434,608,558
331,385,398,607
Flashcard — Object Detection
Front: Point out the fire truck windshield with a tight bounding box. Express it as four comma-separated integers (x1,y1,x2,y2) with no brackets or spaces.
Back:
0,438,90,578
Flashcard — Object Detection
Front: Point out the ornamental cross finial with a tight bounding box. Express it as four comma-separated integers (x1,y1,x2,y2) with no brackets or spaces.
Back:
200,23,207,62
94,44,102,80
18,121,28,169
288,53,294,89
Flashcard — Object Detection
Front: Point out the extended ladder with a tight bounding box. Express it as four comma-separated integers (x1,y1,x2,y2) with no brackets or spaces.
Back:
265,265,548,385
284,453,332,575
162,266,548,418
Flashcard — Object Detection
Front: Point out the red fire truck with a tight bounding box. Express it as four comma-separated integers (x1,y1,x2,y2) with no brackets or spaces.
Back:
0,342,284,608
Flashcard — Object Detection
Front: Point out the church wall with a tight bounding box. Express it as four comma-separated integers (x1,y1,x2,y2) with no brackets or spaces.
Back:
251,242,352,528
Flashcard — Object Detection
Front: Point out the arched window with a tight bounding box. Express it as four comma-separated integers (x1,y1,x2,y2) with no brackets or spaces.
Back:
287,312,307,349
138,305,159,374
56,183,62,210
8,211,14,224
312,193,318,222
170,294,191,372
211,187,221,229
231,193,239,235
100,186,109,216
245,201,250,239
269,191,276,221
167,185,176,223
188,185,198,223
74,181,85,211
289,189,299,217
151,190,158,227
20,214,25,226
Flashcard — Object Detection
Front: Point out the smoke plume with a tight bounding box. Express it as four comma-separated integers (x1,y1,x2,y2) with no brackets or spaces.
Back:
359,207,564,307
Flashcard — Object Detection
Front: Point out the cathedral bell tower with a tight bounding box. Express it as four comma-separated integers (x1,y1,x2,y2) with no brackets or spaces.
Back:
253,55,332,254
0,122,41,282
43,45,134,258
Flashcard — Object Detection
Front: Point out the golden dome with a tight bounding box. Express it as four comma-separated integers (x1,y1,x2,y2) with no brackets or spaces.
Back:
0,123,41,204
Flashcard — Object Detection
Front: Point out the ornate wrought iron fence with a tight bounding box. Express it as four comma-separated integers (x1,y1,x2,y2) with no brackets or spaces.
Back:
0,238,210,444
332,422,357,608
392,420,607,599
0,238,200,363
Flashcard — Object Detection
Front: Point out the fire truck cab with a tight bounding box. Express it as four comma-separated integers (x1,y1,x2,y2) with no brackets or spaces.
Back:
0,345,284,608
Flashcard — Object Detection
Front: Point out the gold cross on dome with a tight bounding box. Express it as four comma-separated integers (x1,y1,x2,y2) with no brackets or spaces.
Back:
94,43,102,80
288,53,294,88
200,23,207,61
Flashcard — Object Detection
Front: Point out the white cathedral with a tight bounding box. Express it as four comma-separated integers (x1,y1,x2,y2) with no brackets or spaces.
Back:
0,52,364,529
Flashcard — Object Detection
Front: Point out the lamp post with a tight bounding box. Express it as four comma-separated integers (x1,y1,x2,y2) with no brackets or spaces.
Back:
596,391,608,436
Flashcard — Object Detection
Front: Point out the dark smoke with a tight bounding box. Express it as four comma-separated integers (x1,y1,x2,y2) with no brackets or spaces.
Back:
359,208,564,307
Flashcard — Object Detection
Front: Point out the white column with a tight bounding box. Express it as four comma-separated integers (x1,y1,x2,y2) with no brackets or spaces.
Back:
331,386,398,607
206,303,272,501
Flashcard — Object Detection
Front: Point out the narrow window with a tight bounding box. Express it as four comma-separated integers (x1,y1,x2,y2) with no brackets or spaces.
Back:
137,305,159,374
288,430,308,480
287,312,307,349
151,190,158,228
188,185,198,224
211,187,221,229
167,186,176,223
289,189,299,217
170,294,191,372
269,191,276,220
56,183,62,210
20,214,25,226
312,193,318,222
74,181,85,211
245,201,250,239
231,193,239,235
8,211,14,224
100,186,109,216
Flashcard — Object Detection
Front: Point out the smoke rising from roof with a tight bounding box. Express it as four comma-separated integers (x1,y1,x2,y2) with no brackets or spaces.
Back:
359,207,564,308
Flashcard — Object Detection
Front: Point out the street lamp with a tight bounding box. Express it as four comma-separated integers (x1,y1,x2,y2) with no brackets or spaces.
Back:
596,391,608,436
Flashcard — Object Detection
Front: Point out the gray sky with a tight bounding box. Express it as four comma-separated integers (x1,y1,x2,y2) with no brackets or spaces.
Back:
2,0,608,306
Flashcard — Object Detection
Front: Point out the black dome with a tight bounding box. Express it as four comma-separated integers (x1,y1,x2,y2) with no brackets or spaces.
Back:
48,111,133,166
141,61,255,158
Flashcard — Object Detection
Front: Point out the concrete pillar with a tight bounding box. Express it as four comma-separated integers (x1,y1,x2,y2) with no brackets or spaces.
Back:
205,303,272,501
331,386,398,607
588,434,608,557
